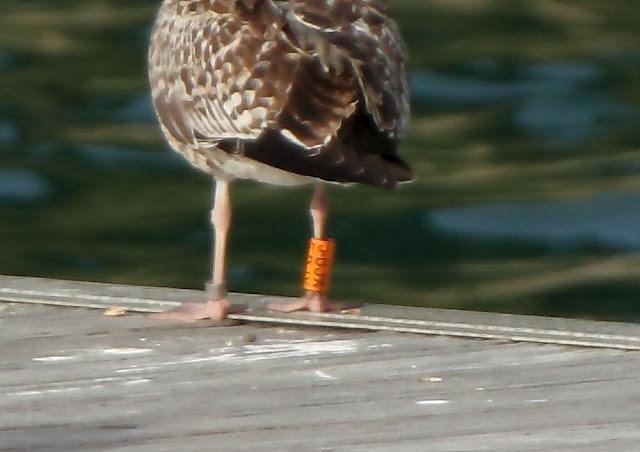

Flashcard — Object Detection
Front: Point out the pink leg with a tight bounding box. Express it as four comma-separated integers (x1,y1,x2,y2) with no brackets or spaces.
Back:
269,184,354,313
310,182,328,240
150,179,240,321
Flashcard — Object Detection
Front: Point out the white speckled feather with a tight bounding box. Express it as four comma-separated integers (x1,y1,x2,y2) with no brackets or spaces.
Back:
149,0,412,187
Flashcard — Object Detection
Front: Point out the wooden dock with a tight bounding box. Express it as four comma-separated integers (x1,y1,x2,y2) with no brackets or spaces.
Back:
2,275,640,451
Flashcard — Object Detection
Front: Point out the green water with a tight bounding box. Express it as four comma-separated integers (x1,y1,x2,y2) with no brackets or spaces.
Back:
1,1,639,320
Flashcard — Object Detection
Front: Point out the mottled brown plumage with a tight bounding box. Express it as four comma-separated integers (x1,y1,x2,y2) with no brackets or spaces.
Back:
148,0,412,321
149,0,412,188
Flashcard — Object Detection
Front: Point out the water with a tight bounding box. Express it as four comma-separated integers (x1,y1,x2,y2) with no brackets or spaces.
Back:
431,191,640,249
0,1,639,321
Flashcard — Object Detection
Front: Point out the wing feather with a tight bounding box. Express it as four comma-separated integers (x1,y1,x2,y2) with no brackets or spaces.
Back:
283,0,410,139
149,1,293,146
149,0,412,186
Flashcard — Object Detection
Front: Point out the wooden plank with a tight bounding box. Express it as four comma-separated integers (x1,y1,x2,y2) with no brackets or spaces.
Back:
1,301,639,451
2,274,640,350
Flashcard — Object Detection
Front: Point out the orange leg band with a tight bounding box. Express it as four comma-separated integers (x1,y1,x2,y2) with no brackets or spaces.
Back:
303,238,336,293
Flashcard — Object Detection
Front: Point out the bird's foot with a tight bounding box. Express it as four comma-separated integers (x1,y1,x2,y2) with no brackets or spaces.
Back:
149,298,241,321
268,292,359,314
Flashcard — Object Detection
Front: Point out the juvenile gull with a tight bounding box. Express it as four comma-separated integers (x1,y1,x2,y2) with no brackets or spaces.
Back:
148,0,412,320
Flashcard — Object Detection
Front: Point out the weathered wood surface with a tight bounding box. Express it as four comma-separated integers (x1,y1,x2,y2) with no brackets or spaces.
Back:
2,279,640,450
3,275,640,350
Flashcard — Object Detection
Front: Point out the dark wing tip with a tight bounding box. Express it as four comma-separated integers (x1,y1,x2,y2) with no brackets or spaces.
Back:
382,154,414,186
359,153,414,189
238,126,413,189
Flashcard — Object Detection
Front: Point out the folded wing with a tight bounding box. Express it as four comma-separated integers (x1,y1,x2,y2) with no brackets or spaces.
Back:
149,0,412,187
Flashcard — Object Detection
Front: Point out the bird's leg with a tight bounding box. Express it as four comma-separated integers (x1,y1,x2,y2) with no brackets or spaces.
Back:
305,182,330,311
211,178,231,295
310,181,328,240
150,179,239,321
269,183,349,313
